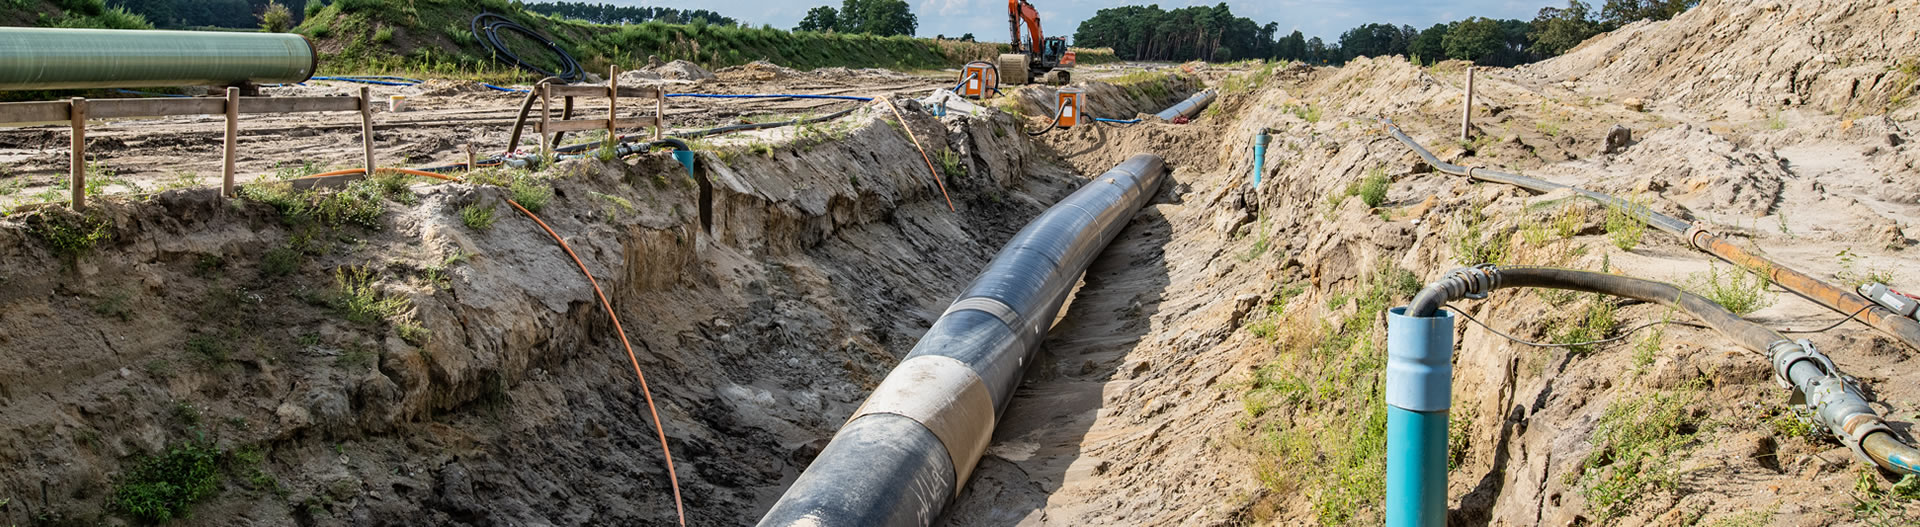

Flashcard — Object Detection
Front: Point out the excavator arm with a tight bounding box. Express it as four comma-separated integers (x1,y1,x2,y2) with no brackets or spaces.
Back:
1008,0,1043,54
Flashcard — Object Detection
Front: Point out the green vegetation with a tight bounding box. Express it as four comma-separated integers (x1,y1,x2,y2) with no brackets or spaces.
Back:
1552,203,1585,238
460,202,497,230
240,178,399,230
112,438,221,522
1706,508,1775,527
329,265,411,325
294,0,1004,80
185,335,230,364
261,246,303,277
1353,166,1390,208
1572,379,1708,523
27,208,113,257
1684,263,1776,316
1850,468,1920,525
1450,208,1510,265
1243,265,1420,525
936,149,965,181
1604,195,1649,251
1551,296,1618,354
509,179,554,213
792,0,917,37
1221,61,1280,94
1767,406,1821,441
1835,247,1900,288
25,0,153,30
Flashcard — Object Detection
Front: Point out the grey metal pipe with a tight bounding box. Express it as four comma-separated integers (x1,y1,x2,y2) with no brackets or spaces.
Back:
0,27,315,90
758,154,1167,526
1153,89,1215,121
1409,265,1920,476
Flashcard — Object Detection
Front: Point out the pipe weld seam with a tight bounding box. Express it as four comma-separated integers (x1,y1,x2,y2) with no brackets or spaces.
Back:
944,297,1019,327
847,355,998,493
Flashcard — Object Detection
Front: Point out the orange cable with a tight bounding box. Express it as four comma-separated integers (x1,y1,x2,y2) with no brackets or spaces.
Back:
295,166,688,526
881,98,956,212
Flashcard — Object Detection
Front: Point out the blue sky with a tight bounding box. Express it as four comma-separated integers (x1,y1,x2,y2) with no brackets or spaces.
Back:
627,1,1559,43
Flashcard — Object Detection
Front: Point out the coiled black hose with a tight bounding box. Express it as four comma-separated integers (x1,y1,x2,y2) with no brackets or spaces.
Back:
472,13,583,84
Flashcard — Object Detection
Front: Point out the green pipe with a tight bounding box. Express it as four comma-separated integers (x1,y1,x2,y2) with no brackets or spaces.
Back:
0,27,315,90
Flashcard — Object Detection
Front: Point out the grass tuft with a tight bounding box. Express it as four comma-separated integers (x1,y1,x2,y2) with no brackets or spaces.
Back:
1604,195,1649,251
112,438,221,523
1573,379,1708,522
1684,264,1776,316
460,202,497,230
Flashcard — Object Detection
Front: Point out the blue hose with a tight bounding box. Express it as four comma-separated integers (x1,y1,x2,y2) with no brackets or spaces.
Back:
666,93,874,102
1092,117,1140,124
112,88,190,98
482,83,529,93
311,76,418,86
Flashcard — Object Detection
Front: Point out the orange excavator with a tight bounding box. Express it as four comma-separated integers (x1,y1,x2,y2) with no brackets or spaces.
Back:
999,0,1074,85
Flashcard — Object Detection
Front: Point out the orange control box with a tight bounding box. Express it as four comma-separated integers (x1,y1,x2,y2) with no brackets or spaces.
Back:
1056,87,1081,128
961,63,998,99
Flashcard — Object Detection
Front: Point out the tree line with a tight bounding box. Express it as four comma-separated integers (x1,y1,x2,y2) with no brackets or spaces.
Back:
521,2,738,27
1074,0,1697,67
793,0,917,37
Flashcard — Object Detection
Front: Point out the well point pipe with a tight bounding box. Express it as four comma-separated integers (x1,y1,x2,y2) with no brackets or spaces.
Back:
1378,119,1920,353
0,27,315,90
757,154,1167,526
1252,128,1271,188
1388,265,1920,524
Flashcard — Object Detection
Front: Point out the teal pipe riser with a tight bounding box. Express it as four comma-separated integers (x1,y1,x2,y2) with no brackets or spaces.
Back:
1387,406,1448,527
1252,131,1269,188
0,27,315,90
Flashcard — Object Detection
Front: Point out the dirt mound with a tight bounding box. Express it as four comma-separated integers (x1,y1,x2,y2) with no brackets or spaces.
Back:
1526,0,1920,118
810,67,915,82
715,60,801,82
653,59,715,81
414,79,490,97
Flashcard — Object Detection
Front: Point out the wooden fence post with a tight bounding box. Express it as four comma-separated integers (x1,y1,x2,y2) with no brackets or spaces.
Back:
464,143,476,172
1461,66,1475,141
607,65,619,145
358,86,375,177
223,87,239,196
539,83,553,159
654,92,665,141
69,97,86,209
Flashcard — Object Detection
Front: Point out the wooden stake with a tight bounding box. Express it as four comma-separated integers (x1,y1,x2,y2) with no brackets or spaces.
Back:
358,86,375,177
540,83,553,158
68,97,85,210
1461,66,1475,141
607,65,619,144
222,87,239,196
654,92,665,140
463,143,476,172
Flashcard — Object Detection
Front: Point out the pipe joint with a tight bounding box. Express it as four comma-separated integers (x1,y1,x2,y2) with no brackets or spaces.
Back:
1683,223,1716,251
1442,264,1501,300
1804,373,1891,464
1386,307,1456,412
1769,338,1833,389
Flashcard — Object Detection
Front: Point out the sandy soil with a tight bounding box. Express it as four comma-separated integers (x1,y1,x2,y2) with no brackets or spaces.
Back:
4,3,1920,524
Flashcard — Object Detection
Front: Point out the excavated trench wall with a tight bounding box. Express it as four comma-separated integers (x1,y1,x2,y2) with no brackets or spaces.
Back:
0,99,1088,525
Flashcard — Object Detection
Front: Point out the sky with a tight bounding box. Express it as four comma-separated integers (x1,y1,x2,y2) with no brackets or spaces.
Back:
615,0,1560,43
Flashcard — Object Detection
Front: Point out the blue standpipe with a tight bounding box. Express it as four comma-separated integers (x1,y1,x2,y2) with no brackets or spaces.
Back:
672,149,696,176
1252,128,1270,188
1385,306,1454,527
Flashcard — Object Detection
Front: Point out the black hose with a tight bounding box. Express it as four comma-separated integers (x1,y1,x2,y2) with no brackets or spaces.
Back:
472,13,583,84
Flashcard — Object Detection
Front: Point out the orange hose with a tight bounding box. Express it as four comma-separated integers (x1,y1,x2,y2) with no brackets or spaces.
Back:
294,166,688,525
882,98,956,212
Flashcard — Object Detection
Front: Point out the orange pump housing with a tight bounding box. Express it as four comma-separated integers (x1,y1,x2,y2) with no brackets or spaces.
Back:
961,63,997,98
1056,87,1081,128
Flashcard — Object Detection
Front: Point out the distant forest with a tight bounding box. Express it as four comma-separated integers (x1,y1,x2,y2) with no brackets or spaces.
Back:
521,2,738,27
1073,0,1698,67
98,1,738,30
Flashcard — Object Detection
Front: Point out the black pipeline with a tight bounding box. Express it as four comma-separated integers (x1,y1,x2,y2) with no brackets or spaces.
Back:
756,154,1167,526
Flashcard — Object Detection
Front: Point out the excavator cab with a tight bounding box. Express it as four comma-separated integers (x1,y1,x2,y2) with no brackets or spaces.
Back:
1042,37,1072,66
